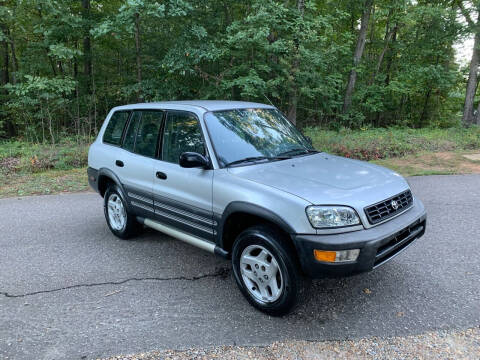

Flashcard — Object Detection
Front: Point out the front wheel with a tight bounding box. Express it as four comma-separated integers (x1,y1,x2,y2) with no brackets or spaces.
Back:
232,225,304,316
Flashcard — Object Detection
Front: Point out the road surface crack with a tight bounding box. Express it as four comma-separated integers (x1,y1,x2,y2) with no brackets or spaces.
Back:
0,267,230,298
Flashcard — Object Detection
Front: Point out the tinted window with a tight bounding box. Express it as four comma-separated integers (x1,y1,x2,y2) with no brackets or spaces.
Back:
134,111,163,158
162,112,204,164
123,111,141,152
103,111,130,145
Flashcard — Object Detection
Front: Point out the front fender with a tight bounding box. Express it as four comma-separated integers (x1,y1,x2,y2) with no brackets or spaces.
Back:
216,201,296,250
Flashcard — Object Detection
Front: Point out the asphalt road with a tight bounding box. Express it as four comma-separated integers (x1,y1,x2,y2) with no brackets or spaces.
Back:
0,175,479,359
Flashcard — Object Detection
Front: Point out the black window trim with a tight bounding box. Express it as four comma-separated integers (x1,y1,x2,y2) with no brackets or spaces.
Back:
102,110,132,147
120,109,166,160
122,110,142,153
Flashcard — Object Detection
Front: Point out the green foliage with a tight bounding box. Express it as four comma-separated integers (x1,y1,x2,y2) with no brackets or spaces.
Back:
0,0,473,142
48,44,83,61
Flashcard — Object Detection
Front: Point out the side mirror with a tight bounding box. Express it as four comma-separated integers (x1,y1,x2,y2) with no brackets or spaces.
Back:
179,152,209,169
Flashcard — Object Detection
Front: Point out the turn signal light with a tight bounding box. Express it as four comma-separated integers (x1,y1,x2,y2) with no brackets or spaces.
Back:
313,249,360,263
313,250,337,262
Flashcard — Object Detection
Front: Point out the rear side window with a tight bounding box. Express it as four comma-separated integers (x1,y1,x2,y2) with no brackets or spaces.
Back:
134,111,164,158
103,111,130,145
162,111,204,164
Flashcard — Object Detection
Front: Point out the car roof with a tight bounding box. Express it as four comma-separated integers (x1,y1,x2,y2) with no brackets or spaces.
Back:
112,100,275,112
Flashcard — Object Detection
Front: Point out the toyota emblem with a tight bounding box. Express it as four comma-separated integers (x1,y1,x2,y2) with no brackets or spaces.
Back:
391,200,399,210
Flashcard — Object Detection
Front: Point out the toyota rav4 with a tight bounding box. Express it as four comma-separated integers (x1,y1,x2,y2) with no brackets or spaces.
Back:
88,100,427,316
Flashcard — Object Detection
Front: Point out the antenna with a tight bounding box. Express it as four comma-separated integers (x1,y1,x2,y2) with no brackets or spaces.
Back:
263,94,276,108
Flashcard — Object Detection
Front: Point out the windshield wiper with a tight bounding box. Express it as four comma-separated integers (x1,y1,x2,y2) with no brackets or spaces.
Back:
225,156,271,167
277,148,318,157
225,155,291,167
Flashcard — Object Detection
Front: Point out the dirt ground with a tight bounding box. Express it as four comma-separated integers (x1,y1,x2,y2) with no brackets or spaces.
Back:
373,151,480,177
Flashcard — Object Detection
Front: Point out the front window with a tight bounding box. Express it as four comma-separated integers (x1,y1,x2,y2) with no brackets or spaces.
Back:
204,108,313,167
162,111,205,164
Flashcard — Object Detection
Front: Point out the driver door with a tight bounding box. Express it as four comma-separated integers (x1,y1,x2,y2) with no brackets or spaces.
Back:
152,110,215,241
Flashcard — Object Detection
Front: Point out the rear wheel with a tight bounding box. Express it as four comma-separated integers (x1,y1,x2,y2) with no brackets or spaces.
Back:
104,184,141,239
232,225,304,316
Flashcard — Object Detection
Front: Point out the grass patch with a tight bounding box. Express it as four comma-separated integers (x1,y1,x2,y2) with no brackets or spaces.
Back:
0,167,89,198
306,126,480,160
0,139,89,172
1,128,480,199
0,140,90,198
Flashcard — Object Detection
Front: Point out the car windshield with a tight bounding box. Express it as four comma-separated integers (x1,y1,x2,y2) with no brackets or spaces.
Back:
204,108,314,167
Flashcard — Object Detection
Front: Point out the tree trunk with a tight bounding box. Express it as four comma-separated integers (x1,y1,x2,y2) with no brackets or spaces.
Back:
58,61,64,76
82,0,93,134
368,5,375,62
420,88,432,126
1,30,9,86
82,0,92,90
384,26,397,86
287,91,298,125
420,54,439,126
10,31,18,85
134,12,142,102
462,31,480,126
343,0,373,114
0,23,14,138
47,50,57,76
474,98,480,125
45,100,55,145
370,23,397,85
287,0,305,125
9,3,18,85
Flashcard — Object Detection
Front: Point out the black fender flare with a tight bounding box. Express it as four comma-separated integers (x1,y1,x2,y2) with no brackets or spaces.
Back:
217,201,295,250
97,168,131,212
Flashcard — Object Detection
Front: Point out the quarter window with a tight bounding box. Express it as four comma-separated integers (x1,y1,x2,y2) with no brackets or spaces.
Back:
161,111,204,164
103,111,130,145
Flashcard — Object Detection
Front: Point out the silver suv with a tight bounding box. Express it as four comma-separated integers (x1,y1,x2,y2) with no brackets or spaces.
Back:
88,100,427,315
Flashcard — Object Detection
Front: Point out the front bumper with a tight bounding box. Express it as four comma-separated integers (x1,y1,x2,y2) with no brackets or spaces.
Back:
293,198,427,278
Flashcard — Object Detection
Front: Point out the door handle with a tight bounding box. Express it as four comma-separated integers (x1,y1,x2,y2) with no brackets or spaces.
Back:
115,160,124,167
156,171,167,180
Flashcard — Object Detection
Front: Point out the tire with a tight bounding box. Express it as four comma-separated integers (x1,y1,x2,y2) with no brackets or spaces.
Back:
104,184,142,240
232,225,305,316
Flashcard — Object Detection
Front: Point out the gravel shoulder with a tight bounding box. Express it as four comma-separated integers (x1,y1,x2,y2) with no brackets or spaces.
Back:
103,327,480,360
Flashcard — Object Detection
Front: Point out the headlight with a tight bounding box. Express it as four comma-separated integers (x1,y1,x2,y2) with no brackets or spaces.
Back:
306,206,360,228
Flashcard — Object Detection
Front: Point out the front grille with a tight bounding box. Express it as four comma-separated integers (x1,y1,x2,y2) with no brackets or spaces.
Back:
365,190,413,225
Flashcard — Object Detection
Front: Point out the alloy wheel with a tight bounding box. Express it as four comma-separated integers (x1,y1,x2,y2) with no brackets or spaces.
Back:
107,194,127,231
239,244,284,303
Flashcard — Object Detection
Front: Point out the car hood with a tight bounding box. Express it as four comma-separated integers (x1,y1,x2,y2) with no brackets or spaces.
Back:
227,153,410,210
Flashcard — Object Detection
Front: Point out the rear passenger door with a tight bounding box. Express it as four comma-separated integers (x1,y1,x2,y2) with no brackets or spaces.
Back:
152,111,215,240
116,110,164,217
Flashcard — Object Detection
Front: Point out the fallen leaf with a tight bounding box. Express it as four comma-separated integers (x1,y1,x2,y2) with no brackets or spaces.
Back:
104,290,122,297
